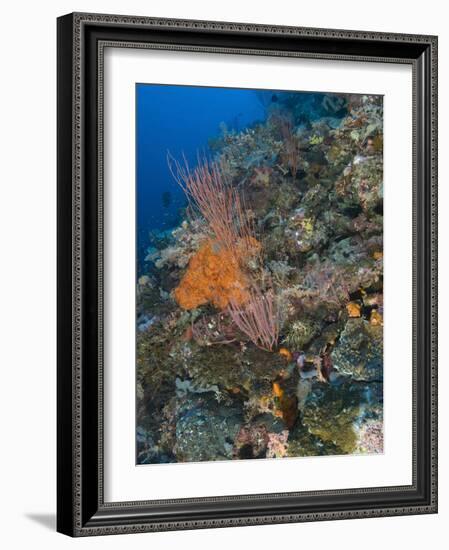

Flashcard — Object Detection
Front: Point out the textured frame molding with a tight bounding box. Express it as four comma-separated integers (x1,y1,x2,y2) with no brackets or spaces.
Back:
57,12,438,537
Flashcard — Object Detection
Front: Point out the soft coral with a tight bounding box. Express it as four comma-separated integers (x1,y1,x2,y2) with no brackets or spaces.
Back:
174,239,250,310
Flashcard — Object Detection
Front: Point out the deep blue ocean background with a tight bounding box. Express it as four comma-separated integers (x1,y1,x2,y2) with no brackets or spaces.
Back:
136,84,336,273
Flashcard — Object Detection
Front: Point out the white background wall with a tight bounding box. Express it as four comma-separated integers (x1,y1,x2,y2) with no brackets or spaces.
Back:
0,1,445,548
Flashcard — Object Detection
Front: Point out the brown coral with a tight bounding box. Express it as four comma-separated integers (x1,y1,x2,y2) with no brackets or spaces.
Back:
174,239,250,310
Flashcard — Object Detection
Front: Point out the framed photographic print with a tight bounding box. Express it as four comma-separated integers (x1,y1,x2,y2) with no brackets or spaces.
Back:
57,12,438,536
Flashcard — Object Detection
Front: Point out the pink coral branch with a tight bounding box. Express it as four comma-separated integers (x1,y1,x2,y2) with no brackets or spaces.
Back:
228,287,281,352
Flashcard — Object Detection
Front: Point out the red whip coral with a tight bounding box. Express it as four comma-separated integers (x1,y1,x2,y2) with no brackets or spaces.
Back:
228,286,281,352
174,239,250,310
168,154,254,255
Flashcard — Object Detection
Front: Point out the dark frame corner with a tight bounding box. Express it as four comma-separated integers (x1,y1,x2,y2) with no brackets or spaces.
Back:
57,12,438,537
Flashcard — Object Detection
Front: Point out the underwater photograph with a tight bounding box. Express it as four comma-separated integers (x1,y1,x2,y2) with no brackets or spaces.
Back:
136,83,384,464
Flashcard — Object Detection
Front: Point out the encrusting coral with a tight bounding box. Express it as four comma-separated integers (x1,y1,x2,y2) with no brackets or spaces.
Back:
228,286,281,352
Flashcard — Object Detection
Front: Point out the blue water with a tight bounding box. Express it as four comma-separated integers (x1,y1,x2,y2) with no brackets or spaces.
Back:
136,84,340,271
136,84,270,260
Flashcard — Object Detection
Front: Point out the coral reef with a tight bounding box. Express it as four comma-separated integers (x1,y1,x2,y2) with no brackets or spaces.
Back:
302,381,365,453
136,92,384,463
173,392,243,462
331,318,383,381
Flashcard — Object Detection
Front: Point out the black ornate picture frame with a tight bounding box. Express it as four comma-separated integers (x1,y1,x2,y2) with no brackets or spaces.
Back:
57,12,438,537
